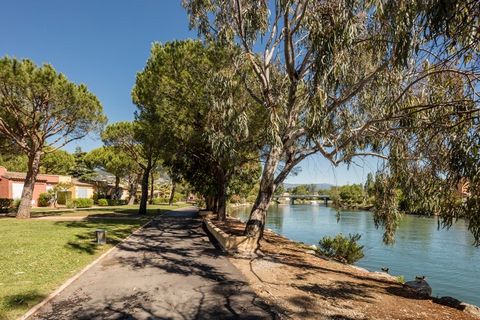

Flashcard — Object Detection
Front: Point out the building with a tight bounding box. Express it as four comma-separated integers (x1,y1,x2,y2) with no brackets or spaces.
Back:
0,166,95,206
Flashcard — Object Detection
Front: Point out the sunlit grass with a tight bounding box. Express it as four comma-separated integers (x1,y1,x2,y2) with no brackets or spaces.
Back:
0,218,144,319
31,203,190,217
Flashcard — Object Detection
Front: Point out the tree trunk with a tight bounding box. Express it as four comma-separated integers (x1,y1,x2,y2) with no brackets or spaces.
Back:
149,170,155,204
128,173,141,205
244,146,281,242
16,151,42,219
205,195,215,211
139,163,151,215
168,180,176,206
113,175,121,200
217,172,228,221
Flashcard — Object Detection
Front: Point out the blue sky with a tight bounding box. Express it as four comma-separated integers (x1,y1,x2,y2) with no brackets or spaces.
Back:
0,0,374,185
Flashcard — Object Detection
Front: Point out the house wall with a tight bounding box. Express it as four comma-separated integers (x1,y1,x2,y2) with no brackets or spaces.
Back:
0,178,10,199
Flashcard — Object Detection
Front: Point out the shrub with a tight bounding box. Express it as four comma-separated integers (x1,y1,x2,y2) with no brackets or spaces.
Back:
0,198,13,213
107,199,127,206
97,198,108,206
71,198,94,208
317,233,364,264
152,197,168,205
12,199,21,209
38,193,52,207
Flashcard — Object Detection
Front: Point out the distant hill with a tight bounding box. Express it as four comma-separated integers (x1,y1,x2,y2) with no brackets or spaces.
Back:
283,183,334,191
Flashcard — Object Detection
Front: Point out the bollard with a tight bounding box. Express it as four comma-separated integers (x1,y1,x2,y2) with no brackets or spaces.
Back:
95,229,107,245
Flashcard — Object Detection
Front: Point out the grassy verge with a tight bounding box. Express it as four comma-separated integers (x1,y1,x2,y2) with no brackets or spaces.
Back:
0,218,145,319
31,203,190,217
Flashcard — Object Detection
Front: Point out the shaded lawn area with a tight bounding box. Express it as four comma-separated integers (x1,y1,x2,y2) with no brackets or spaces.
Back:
31,203,190,218
0,218,145,320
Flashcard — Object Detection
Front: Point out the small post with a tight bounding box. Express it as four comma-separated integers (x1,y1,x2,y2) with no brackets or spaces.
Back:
95,229,107,245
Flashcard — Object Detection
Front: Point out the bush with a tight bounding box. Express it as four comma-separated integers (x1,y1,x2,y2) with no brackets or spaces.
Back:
69,198,94,208
317,233,364,264
107,199,127,206
13,199,21,209
38,193,52,207
97,198,108,206
0,198,13,213
152,197,168,205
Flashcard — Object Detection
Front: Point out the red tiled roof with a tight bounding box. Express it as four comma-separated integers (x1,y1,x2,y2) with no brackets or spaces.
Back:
1,171,60,183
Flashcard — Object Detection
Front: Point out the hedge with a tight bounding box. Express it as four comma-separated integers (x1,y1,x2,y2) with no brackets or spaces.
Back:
97,198,109,206
0,198,13,213
67,198,94,208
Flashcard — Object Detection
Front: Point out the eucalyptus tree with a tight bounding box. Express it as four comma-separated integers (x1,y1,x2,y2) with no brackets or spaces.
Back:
184,0,480,245
0,57,106,218
102,121,161,214
86,147,137,199
133,40,266,220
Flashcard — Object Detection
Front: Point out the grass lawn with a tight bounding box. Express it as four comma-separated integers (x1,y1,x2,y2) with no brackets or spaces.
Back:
0,218,145,320
31,203,190,217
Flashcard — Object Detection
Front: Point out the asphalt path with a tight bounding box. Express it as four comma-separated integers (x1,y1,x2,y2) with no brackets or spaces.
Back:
31,207,272,320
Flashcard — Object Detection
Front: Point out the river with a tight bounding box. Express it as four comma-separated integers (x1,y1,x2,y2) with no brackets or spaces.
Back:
230,204,480,306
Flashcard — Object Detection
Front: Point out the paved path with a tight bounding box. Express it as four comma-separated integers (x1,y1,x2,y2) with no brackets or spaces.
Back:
31,207,272,319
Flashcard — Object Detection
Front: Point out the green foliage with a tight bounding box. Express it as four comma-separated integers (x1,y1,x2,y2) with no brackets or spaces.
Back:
152,193,182,205
70,147,97,181
0,198,13,213
85,147,136,182
97,198,108,206
40,149,75,175
290,185,310,195
331,184,366,209
107,199,127,206
12,199,21,209
37,193,52,207
133,40,266,218
396,275,405,284
184,0,480,244
69,198,94,208
0,154,28,172
317,233,365,264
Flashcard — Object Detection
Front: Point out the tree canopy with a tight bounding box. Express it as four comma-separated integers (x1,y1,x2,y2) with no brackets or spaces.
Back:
183,0,480,245
0,57,106,218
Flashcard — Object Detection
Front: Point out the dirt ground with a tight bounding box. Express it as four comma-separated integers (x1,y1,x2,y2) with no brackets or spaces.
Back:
215,219,479,320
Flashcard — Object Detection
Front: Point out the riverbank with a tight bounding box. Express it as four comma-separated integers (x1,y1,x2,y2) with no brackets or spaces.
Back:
214,218,480,320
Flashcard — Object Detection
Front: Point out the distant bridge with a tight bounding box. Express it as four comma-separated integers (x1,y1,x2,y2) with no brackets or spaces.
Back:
272,194,331,206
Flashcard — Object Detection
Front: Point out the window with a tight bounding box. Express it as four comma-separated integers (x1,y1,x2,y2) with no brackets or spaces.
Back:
76,187,88,198
12,182,23,199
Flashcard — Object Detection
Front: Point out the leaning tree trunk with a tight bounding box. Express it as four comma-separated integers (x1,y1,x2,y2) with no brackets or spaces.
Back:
168,180,176,206
139,163,151,215
128,173,141,205
16,151,42,219
244,147,282,243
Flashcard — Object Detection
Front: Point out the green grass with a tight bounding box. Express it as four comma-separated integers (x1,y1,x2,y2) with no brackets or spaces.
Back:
31,203,190,217
0,218,145,319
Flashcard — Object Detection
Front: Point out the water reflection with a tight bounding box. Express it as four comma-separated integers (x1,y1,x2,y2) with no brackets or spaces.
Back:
231,204,480,306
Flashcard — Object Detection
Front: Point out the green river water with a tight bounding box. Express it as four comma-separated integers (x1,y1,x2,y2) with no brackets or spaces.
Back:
231,204,480,306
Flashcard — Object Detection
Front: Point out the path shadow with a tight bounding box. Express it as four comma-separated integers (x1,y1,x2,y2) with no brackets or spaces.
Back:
3,290,46,316
54,219,142,255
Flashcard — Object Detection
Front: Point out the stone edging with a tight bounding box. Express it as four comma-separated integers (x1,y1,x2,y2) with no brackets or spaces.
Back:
203,218,257,254
20,218,153,320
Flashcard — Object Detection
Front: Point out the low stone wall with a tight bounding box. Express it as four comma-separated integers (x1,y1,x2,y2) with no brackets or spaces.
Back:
203,218,257,254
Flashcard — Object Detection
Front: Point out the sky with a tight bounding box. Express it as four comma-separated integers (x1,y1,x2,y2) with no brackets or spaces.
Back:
0,0,375,185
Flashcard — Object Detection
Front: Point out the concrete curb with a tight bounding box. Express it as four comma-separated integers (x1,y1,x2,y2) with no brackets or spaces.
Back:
20,218,154,320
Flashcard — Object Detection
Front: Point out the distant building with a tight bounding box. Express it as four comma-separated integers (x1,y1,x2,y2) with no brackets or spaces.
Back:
0,166,95,206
